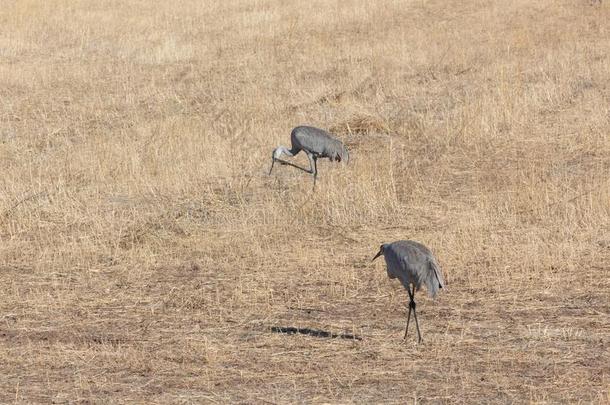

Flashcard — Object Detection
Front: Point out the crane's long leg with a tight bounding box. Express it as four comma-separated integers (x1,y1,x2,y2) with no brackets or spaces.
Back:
410,285,423,343
272,159,311,174
405,284,422,343
404,297,412,340
306,153,318,187
405,283,414,340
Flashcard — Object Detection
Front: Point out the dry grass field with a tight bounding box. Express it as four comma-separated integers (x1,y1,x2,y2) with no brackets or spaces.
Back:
1,0,609,403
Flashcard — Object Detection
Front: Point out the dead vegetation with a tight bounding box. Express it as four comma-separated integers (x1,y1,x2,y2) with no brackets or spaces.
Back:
0,0,609,403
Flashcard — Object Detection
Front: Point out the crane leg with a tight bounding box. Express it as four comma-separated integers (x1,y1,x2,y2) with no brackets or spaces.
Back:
410,285,423,343
405,284,422,343
269,159,275,175
306,153,318,187
404,300,412,340
270,158,311,174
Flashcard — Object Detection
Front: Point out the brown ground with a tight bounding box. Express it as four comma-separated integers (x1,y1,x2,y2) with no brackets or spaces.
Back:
1,0,609,403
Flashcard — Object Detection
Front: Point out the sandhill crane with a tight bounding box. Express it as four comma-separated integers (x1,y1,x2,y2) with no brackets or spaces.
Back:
372,240,445,343
269,126,348,185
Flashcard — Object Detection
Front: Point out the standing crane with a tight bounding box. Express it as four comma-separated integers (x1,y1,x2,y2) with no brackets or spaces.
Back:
269,126,349,185
372,240,445,343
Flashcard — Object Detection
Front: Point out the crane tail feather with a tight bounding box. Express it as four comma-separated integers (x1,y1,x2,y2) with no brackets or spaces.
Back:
427,258,444,298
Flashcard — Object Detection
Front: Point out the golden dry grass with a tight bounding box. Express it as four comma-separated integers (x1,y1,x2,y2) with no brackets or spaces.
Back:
1,0,609,403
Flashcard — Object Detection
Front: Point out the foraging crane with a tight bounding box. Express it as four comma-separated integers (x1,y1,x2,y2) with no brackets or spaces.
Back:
269,126,349,185
372,240,445,343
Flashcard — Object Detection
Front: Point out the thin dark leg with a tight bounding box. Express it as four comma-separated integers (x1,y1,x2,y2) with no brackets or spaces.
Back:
410,285,423,343
404,299,412,340
306,152,314,173
306,153,318,187
273,158,310,174
269,159,275,175
405,283,415,340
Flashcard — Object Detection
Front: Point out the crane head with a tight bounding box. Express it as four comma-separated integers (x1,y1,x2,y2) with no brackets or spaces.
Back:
372,244,385,261
269,147,283,175
272,147,283,161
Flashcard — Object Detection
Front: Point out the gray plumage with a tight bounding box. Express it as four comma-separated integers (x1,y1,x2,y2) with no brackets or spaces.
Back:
269,126,349,185
372,240,445,343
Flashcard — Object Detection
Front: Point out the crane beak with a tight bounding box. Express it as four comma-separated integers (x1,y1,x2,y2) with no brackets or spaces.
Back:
269,158,275,175
372,249,383,262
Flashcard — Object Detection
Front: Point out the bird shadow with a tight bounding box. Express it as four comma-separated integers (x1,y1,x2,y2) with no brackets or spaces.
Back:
270,326,362,341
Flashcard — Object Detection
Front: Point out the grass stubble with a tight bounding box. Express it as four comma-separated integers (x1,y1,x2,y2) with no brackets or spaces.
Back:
0,0,609,403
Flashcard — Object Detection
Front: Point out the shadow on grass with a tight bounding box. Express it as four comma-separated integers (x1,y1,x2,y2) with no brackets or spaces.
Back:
271,326,362,341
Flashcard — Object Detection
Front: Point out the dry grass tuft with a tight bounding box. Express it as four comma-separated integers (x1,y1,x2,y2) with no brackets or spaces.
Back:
330,113,393,136
1,0,609,403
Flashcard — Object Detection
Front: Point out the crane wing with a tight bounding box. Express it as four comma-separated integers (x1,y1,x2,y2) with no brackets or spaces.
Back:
426,256,444,298
292,126,347,161
388,240,445,298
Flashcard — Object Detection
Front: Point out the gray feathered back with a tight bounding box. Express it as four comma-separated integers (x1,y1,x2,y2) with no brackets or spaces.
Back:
383,240,444,298
291,126,349,162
